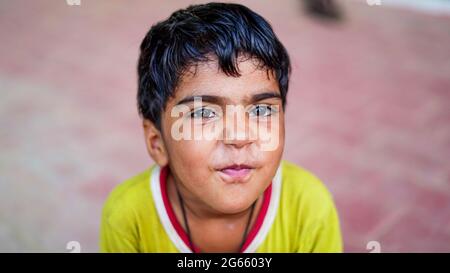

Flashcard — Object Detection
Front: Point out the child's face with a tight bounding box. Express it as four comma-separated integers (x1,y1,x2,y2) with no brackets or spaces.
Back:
151,58,284,214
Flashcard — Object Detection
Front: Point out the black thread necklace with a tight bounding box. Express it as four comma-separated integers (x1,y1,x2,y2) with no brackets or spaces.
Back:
174,182,256,253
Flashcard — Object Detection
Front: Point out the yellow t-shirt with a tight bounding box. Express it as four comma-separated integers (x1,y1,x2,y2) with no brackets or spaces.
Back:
99,160,343,253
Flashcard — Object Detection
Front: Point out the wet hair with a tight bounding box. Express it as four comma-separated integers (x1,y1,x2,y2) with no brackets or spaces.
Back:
137,2,291,129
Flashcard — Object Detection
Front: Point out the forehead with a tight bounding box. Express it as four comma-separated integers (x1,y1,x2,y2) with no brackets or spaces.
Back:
171,58,280,103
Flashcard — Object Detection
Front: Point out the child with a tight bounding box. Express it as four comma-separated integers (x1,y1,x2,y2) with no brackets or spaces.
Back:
100,2,342,253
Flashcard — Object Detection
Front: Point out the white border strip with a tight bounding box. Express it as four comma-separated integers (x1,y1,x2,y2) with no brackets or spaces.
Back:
150,165,192,253
150,164,282,253
243,165,282,253
360,0,450,15
386,0,450,14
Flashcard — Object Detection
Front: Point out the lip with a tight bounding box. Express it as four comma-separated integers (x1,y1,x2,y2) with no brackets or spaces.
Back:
216,164,254,183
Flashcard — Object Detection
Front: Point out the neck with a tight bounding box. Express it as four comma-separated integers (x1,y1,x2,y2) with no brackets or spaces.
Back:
166,170,264,253
166,172,260,221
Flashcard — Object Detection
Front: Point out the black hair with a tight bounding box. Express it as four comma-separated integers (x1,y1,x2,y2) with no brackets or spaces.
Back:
137,2,291,129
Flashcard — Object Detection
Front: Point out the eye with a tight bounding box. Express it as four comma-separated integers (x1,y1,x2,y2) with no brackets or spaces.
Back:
248,105,273,117
190,107,216,119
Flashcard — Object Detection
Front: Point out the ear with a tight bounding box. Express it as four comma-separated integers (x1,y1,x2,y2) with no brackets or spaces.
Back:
143,119,169,167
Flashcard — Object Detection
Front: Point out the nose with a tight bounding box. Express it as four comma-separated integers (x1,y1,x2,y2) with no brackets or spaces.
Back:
222,106,255,148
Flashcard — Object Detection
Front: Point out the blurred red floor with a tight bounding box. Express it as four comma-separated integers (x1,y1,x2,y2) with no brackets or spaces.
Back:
0,0,449,252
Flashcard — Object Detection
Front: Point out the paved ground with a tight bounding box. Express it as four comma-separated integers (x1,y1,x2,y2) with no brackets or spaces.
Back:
0,0,449,252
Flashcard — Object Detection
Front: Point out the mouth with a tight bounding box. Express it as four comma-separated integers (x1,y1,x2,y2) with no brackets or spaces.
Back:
216,164,254,183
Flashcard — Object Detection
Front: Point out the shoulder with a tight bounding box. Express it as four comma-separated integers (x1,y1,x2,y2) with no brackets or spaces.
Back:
280,160,333,199
276,161,342,252
102,166,155,224
279,160,336,220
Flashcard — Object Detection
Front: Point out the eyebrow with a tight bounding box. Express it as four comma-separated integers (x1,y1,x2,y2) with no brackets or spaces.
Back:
176,95,224,106
175,91,281,106
249,92,282,104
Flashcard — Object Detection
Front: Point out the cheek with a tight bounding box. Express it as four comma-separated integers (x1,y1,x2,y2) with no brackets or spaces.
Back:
257,114,285,157
166,138,216,181
257,118,285,177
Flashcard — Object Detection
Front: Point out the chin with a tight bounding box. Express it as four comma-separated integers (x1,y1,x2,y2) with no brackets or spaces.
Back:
214,196,255,215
